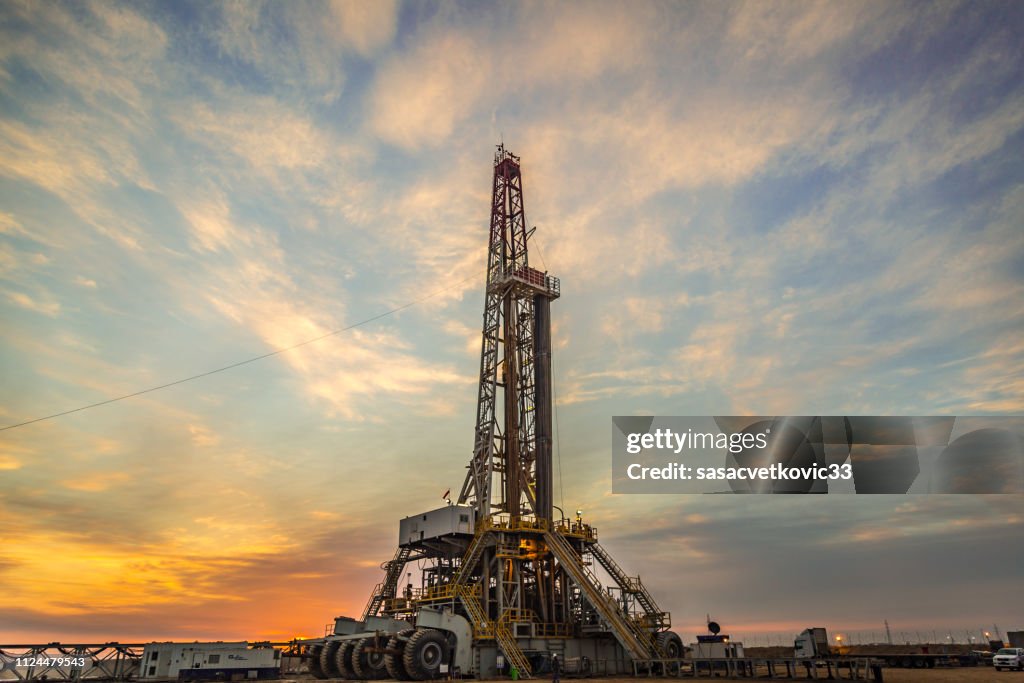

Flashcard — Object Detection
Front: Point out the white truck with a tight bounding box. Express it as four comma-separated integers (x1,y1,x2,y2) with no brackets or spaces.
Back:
794,628,830,658
994,647,1024,671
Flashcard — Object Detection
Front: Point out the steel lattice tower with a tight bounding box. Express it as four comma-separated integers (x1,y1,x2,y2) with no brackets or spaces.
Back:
459,144,559,522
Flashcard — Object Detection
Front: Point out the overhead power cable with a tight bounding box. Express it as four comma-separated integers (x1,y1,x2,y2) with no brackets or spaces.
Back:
0,270,482,432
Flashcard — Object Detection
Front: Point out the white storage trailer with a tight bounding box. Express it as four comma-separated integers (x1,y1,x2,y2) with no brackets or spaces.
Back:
139,643,280,681
688,640,745,659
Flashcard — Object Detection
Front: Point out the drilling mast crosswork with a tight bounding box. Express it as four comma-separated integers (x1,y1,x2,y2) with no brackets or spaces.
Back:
306,147,681,681
460,144,559,522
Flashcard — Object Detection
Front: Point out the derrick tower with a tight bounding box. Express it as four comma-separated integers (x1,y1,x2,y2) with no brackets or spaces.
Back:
307,147,682,682
461,143,558,524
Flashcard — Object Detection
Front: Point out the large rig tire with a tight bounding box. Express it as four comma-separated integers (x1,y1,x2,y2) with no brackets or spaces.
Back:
351,636,388,680
320,640,343,678
336,640,357,679
308,644,328,679
402,629,449,681
657,631,684,659
657,631,684,674
385,629,416,681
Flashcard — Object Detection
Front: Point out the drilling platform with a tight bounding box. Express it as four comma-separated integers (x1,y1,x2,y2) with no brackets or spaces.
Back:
305,147,682,680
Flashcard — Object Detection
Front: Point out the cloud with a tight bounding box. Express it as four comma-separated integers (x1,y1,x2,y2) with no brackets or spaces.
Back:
6,289,60,317
188,423,221,448
726,2,922,65
172,93,339,179
168,185,475,420
369,31,491,150
367,2,658,151
326,0,398,57
61,471,132,493
212,1,361,102
3,1,168,116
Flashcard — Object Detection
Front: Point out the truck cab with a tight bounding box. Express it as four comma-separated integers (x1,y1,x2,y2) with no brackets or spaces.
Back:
794,628,830,658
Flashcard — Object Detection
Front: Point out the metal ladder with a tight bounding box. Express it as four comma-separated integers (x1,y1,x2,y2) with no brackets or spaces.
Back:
543,531,657,660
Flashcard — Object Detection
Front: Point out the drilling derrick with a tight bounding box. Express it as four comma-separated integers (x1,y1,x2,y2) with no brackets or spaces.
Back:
307,147,682,681
461,144,556,524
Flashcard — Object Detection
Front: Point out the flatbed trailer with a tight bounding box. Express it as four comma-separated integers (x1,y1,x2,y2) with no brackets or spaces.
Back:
631,657,879,680
866,651,983,668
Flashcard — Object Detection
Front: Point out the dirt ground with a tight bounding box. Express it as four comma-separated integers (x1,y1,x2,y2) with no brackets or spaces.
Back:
470,670,1012,682
498,672,1012,682
879,669,1018,682
288,668,1013,683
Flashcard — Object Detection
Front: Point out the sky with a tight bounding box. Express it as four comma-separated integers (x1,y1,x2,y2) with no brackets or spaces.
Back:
1,0,1022,645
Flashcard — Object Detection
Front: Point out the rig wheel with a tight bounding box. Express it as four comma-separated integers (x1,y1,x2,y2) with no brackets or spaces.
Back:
385,629,416,680
402,629,449,681
351,636,389,680
336,640,357,679
320,640,343,678
308,644,328,680
657,631,684,674
657,631,684,658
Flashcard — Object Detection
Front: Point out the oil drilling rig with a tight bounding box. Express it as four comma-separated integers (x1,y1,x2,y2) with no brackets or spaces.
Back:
305,146,682,680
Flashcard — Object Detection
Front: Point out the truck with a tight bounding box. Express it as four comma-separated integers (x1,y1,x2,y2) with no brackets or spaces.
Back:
794,628,829,658
994,647,1024,671
793,628,982,669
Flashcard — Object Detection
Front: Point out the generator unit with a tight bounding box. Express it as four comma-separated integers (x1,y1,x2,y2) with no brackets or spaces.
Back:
140,642,280,681
305,147,682,680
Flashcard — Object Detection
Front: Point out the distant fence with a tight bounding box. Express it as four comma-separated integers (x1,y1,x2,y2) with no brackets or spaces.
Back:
0,644,305,682
632,657,879,680
0,644,144,681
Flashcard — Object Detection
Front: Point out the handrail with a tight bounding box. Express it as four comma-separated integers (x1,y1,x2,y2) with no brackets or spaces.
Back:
455,587,531,677
543,530,659,660
590,542,669,629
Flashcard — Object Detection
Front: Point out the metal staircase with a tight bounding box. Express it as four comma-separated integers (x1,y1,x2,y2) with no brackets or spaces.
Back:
454,529,492,586
362,545,412,619
589,541,669,629
543,531,657,660
457,587,532,677
451,531,532,676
